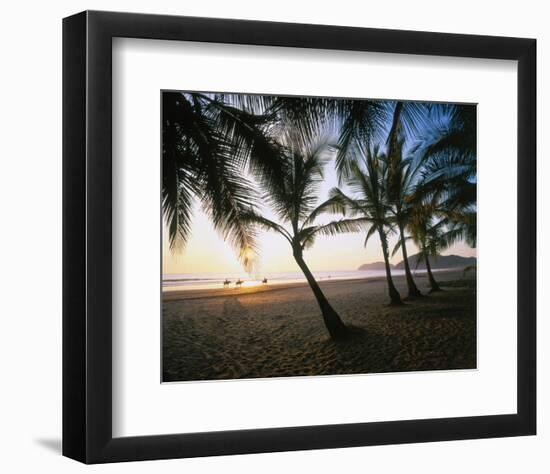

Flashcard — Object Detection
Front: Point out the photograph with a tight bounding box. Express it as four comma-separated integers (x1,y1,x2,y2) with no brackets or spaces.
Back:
161,91,477,382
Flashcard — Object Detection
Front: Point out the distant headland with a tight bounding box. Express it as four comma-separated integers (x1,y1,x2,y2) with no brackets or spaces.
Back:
358,254,476,271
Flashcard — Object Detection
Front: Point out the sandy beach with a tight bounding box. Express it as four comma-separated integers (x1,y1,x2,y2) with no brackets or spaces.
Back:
162,270,476,382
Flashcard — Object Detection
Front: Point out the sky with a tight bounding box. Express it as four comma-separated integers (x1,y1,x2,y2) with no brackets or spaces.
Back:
163,152,476,276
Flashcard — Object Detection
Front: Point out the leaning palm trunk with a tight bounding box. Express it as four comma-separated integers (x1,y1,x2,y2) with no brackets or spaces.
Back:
378,228,402,304
424,254,442,292
240,141,359,340
293,248,348,338
398,222,422,298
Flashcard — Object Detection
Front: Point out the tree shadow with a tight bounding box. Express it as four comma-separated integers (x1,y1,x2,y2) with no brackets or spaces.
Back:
321,325,401,374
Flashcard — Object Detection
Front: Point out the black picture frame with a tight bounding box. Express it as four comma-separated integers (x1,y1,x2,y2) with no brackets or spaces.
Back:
62,10,536,464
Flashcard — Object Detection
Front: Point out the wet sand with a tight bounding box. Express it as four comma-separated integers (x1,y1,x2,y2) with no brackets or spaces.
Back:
162,270,476,382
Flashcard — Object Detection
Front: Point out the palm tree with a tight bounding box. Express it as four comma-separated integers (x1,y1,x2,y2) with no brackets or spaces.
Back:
221,93,390,167
334,100,432,298
336,100,431,181
276,97,474,297
322,147,402,305
410,104,477,247
242,140,366,338
162,91,284,269
407,209,446,293
414,152,477,249
162,92,378,268
413,104,476,164
385,140,424,298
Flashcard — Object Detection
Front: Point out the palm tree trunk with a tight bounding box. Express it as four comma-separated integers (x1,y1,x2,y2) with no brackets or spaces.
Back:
425,254,442,292
388,102,403,153
378,228,402,304
398,222,422,298
387,102,404,196
293,251,348,338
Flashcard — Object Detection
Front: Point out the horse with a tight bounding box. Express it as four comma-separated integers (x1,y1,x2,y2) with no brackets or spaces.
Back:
235,279,243,288
223,279,231,287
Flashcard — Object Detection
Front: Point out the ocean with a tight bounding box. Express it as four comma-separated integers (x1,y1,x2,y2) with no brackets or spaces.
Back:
162,269,415,292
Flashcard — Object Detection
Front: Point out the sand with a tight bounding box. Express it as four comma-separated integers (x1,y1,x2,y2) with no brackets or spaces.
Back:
162,270,476,382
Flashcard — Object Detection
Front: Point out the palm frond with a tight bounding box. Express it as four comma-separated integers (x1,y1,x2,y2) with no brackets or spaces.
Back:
240,209,293,244
335,100,388,181
302,194,349,227
390,235,412,258
363,224,378,248
310,217,369,238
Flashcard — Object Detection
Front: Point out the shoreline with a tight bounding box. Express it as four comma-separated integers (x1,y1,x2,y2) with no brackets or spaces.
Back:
162,268,460,302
